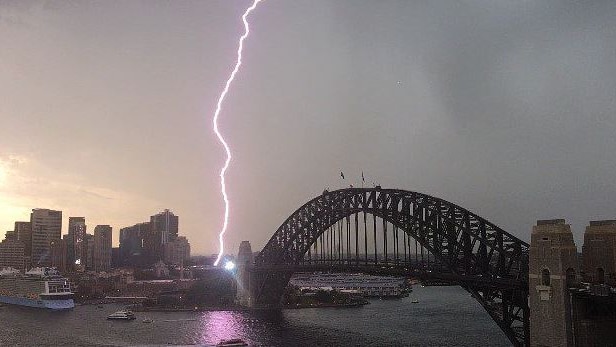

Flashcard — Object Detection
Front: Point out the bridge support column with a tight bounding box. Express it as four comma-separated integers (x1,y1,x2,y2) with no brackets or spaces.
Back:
236,266,293,309
529,219,577,347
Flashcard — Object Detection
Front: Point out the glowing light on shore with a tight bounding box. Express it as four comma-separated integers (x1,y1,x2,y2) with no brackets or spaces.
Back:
224,260,236,271
212,0,263,266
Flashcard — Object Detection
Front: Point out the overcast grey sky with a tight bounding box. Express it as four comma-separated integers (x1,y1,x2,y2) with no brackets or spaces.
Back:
1,0,615,254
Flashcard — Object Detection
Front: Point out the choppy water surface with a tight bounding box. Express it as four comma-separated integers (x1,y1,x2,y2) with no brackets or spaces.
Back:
0,286,510,346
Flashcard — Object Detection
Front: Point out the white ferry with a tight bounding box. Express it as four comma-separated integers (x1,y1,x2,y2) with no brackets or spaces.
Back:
0,267,75,310
289,273,409,298
107,310,136,320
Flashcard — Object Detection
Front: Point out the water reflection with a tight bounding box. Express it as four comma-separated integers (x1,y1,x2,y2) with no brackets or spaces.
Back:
199,310,287,345
201,311,245,344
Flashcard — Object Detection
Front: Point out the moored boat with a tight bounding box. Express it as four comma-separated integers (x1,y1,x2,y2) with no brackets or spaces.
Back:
216,338,248,346
0,267,74,310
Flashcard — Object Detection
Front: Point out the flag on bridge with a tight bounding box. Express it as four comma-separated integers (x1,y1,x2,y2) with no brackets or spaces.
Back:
362,171,365,183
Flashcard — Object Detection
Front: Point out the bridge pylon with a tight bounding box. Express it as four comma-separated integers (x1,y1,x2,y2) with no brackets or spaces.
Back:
529,219,577,347
236,265,293,309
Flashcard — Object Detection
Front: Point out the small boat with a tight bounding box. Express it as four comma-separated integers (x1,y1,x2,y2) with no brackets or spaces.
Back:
410,298,419,303
97,305,103,309
107,310,136,320
216,338,248,346
142,318,153,323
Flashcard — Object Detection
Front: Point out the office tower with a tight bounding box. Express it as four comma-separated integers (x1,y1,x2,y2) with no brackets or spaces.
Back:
50,239,68,273
119,222,149,267
111,247,120,268
150,209,178,245
14,221,32,259
67,217,86,270
30,209,62,267
93,225,112,272
0,236,26,271
85,234,94,270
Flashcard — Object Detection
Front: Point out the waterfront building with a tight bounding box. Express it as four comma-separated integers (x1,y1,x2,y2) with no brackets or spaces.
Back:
30,209,62,267
0,238,26,271
163,236,190,265
94,225,112,272
150,209,178,245
153,260,169,278
582,220,616,285
50,239,68,274
67,217,86,271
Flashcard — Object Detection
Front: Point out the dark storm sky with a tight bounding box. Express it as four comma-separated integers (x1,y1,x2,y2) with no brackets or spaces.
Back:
1,0,615,253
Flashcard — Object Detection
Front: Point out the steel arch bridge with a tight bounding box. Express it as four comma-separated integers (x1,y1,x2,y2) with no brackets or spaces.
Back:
252,187,529,346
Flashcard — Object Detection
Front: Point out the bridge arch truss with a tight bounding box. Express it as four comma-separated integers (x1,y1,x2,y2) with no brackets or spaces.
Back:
256,188,529,346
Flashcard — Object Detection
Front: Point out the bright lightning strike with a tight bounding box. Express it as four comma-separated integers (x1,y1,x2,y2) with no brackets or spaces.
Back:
212,0,263,267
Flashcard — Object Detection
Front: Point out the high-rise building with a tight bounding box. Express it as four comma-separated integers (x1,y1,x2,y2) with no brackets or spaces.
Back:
111,247,120,268
14,221,32,260
67,217,86,270
4,230,16,241
50,239,68,274
93,225,112,272
142,229,162,264
119,222,149,267
85,234,95,270
30,209,62,267
163,236,190,265
150,209,178,245
143,210,179,264
0,236,26,271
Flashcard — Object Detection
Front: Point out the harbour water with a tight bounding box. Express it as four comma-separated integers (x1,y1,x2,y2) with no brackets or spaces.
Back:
0,286,510,346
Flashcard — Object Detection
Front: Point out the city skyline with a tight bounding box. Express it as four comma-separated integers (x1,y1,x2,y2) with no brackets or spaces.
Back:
1,1,616,255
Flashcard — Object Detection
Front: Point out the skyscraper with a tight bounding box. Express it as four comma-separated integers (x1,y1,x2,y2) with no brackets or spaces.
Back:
14,221,32,259
85,234,94,271
0,234,26,271
93,225,112,272
150,209,178,245
119,222,149,267
50,239,68,274
30,209,62,267
67,217,86,270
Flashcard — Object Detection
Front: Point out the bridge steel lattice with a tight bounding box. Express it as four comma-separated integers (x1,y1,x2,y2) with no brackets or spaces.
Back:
254,188,529,346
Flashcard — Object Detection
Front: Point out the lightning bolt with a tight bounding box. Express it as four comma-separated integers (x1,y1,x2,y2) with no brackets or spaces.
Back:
212,0,263,266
